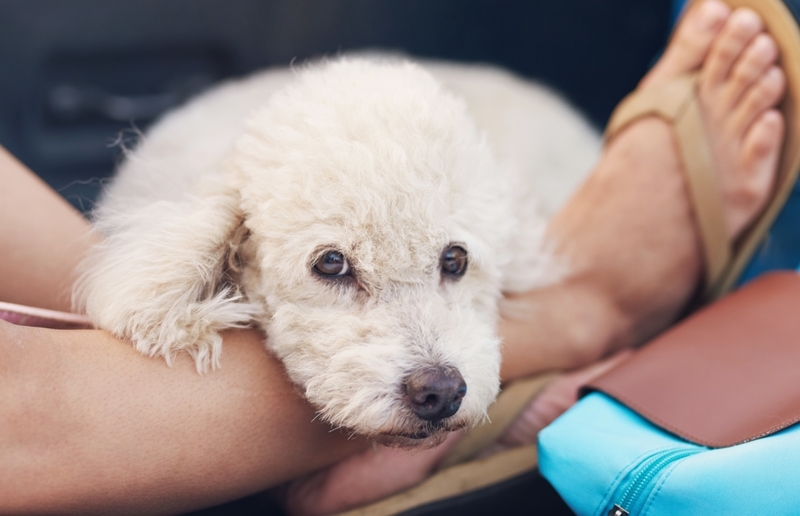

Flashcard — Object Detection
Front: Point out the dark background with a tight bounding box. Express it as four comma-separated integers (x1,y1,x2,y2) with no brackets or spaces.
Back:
0,1,673,514
1,0,673,213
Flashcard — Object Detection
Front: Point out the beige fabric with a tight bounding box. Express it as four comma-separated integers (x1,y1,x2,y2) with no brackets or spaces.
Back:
605,73,731,295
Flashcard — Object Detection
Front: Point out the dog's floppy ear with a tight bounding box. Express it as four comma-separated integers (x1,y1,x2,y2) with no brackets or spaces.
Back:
73,184,261,372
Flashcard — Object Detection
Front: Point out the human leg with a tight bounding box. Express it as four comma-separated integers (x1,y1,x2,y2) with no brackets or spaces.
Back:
501,0,785,379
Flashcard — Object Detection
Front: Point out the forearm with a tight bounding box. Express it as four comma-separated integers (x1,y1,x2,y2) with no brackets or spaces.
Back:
0,146,100,311
0,321,365,514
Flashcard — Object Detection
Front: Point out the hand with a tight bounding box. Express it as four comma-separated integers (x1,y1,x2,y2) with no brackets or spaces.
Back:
280,350,632,516
281,431,462,516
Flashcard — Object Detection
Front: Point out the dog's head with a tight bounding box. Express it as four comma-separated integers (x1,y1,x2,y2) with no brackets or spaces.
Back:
227,58,515,444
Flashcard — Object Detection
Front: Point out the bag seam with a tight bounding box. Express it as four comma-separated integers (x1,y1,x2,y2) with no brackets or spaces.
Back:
590,446,679,516
640,456,689,516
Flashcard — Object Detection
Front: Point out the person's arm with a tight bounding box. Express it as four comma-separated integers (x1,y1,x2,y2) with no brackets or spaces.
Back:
0,322,366,514
0,147,366,514
0,147,100,312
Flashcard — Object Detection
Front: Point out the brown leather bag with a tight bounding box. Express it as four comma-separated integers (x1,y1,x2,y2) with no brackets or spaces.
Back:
584,271,800,448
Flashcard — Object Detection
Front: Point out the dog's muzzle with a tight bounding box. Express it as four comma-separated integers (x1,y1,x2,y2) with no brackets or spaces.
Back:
403,366,467,423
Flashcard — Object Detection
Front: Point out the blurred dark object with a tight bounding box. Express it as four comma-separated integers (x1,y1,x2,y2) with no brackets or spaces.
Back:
182,490,284,516
0,0,671,213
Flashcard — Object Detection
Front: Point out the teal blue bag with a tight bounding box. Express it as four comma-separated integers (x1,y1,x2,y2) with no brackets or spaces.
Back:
538,273,800,516
539,393,800,516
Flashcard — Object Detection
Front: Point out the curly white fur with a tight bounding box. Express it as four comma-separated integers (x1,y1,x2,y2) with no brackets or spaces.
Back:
74,56,600,443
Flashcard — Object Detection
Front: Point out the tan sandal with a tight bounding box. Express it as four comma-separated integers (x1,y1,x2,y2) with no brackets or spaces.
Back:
607,0,800,302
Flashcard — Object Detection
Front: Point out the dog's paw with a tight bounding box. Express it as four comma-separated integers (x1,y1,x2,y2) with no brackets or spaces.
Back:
77,251,262,371
74,193,261,372
123,289,262,372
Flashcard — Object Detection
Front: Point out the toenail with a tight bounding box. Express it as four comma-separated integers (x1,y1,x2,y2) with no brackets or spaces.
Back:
730,8,762,32
752,34,778,56
761,109,782,127
697,0,730,29
766,66,784,80
767,66,786,86
757,67,786,96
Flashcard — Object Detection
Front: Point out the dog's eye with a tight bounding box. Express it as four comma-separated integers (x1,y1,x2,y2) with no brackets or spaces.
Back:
441,246,468,278
314,250,350,277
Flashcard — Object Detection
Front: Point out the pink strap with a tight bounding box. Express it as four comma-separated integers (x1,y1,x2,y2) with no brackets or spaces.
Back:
0,301,92,329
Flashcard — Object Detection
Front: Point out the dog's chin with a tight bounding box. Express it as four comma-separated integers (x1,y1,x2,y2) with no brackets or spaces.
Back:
371,419,469,449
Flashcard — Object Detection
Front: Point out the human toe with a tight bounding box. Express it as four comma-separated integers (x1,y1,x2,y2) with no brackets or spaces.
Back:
727,109,784,236
641,0,729,87
703,8,764,87
733,65,786,135
723,33,779,107
743,109,784,165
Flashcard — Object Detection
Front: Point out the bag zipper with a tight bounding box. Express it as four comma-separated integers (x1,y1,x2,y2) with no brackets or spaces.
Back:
606,448,701,516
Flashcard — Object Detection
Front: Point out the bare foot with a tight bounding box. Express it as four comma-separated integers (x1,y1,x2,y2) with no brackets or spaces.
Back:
644,3,785,237
501,0,787,377
500,0,787,451
698,7,785,235
617,0,784,332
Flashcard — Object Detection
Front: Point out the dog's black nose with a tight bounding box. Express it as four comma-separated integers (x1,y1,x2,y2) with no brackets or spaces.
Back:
404,366,467,422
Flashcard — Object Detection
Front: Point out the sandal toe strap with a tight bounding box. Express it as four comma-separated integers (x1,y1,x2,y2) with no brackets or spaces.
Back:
605,73,731,295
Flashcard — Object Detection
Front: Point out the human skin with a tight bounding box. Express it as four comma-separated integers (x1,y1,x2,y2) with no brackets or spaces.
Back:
0,1,786,510
0,147,99,312
500,0,784,380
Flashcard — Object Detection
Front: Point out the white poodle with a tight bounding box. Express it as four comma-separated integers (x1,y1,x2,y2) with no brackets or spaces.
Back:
74,56,600,444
